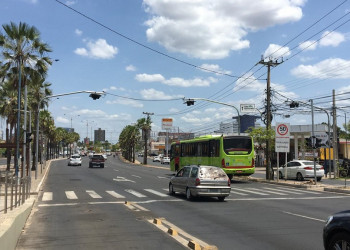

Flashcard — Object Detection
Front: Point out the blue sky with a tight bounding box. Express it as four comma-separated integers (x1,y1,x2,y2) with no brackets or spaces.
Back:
1,0,350,143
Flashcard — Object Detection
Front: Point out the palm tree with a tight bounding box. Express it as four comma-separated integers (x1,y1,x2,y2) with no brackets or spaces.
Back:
0,81,17,170
27,72,52,169
136,117,152,164
0,22,52,173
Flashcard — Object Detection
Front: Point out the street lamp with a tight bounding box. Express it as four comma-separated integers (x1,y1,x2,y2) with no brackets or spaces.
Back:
34,90,104,178
183,97,241,135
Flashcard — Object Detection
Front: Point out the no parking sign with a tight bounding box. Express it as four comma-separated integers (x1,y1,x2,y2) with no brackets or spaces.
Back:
275,123,290,152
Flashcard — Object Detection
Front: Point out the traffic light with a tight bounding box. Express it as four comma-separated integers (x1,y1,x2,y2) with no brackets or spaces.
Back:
89,93,101,100
305,137,312,148
26,132,33,143
185,99,195,106
289,101,299,108
315,137,322,148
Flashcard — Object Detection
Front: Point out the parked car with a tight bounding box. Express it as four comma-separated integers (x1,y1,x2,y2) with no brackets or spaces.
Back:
89,154,105,168
68,154,82,166
153,155,161,162
278,160,324,181
169,165,231,201
323,210,350,250
161,156,170,164
138,152,144,157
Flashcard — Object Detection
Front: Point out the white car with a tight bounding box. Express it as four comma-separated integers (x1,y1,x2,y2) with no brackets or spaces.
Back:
161,156,170,164
278,160,324,181
153,155,161,162
68,154,82,166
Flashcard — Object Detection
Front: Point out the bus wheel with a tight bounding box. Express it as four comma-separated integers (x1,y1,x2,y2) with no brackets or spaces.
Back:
227,174,233,180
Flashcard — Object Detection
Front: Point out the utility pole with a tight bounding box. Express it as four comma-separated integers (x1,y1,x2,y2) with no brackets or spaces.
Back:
258,57,283,180
142,112,154,165
332,89,338,178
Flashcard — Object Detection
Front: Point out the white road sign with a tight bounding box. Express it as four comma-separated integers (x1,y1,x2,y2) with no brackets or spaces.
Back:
275,123,290,152
240,104,256,113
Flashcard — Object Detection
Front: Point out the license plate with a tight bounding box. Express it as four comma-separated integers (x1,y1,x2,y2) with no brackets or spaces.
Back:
210,189,219,193
236,170,243,173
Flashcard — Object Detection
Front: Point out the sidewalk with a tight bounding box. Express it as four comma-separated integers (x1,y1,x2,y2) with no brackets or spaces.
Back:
0,158,55,250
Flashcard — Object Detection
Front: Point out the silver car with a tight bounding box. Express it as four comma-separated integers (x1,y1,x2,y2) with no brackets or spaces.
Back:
169,165,231,201
68,154,82,166
278,160,324,181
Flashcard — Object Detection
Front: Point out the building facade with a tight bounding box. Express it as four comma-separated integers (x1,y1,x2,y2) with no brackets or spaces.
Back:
94,128,105,143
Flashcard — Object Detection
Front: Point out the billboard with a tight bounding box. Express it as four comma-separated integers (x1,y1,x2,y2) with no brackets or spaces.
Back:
162,118,173,130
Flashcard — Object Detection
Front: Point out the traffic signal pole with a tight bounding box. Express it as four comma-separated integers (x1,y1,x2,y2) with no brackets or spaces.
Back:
311,99,317,184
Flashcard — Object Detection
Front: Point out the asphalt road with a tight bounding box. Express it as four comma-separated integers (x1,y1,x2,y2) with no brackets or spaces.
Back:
16,156,350,249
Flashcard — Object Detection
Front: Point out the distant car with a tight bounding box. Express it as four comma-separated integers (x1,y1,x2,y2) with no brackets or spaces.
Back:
169,165,231,201
161,156,170,164
138,152,144,157
88,152,94,158
278,160,324,181
89,154,105,168
153,155,161,162
68,154,82,166
323,210,350,250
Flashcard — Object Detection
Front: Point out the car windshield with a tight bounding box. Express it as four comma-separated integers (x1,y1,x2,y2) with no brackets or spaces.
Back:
223,136,252,155
199,167,227,179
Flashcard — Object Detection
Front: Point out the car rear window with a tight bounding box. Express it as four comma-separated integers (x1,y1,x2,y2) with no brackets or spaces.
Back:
302,161,314,165
92,155,104,159
199,167,227,179
72,155,80,159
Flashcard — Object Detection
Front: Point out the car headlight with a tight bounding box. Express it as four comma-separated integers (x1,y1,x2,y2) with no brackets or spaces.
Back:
325,215,333,226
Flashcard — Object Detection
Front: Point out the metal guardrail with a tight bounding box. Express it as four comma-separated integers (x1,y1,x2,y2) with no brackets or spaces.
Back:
0,171,31,214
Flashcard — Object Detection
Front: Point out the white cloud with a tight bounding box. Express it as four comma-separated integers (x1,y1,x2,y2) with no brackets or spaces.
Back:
74,39,118,59
298,40,317,51
22,0,38,4
143,0,304,59
199,64,232,75
135,73,165,82
180,113,212,124
135,73,217,87
126,65,136,71
65,0,76,5
291,58,350,79
56,116,70,124
75,29,82,36
140,88,183,100
263,44,291,60
106,99,143,108
319,31,345,47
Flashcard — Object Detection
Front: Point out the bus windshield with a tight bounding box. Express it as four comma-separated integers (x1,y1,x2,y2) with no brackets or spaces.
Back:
223,137,252,155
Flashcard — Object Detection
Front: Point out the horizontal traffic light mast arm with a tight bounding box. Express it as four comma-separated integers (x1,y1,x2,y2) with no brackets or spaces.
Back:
183,97,240,114
44,90,105,100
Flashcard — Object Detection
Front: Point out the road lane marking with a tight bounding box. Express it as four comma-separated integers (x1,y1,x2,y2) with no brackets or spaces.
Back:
132,175,141,178
125,189,147,198
86,190,102,198
283,211,326,222
113,176,135,183
106,190,125,199
65,191,78,200
42,192,53,201
144,189,168,197
157,176,168,179
224,195,350,201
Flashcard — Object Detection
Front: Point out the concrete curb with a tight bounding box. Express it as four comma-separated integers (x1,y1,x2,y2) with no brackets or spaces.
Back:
0,197,35,250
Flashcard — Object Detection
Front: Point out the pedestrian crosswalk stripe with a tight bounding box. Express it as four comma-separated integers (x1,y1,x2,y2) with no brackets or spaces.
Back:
276,186,321,194
263,187,303,194
230,190,249,196
144,189,168,197
42,192,53,201
65,191,78,199
125,189,147,198
86,190,102,198
106,190,125,199
231,188,269,195
249,188,288,195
